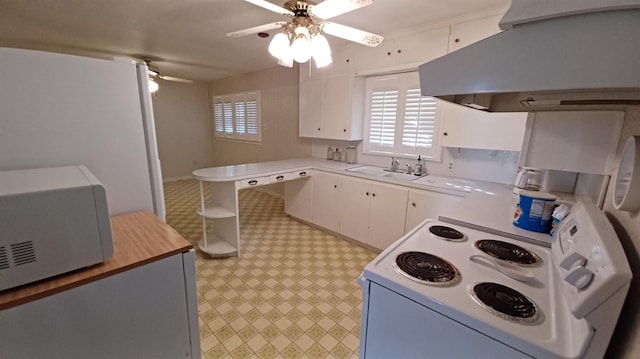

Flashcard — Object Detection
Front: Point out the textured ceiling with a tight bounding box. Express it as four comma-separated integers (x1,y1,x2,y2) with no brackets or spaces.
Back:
0,0,510,82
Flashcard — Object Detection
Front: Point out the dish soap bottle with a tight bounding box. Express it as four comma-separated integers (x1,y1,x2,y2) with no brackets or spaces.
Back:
414,155,423,176
326,147,333,160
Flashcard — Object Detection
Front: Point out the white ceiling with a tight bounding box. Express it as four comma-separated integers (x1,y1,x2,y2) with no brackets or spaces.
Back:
0,0,510,82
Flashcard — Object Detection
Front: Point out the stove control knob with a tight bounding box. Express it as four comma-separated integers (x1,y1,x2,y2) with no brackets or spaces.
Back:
559,251,587,270
564,266,594,290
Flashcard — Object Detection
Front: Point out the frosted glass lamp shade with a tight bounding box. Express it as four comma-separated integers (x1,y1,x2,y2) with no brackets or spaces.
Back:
291,34,312,63
148,78,159,93
311,34,332,68
269,33,290,59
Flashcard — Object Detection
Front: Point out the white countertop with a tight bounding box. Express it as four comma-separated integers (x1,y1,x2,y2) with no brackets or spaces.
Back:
193,158,482,197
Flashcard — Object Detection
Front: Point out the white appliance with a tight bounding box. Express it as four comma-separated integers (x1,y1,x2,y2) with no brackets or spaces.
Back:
0,47,165,219
359,201,631,358
418,1,640,112
0,166,113,291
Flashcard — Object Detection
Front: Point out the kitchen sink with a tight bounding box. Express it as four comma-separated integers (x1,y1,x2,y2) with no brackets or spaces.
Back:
346,165,424,182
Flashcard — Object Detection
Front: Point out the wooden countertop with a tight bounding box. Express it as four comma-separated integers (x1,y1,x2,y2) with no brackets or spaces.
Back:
0,211,192,310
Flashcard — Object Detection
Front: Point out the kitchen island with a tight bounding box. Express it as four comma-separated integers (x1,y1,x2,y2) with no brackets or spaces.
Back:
0,211,200,358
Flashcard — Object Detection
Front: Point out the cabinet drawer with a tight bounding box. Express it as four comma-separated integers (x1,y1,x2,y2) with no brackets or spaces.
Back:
237,177,269,189
269,173,295,183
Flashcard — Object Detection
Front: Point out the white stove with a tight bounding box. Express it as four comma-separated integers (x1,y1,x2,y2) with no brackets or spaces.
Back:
359,201,631,359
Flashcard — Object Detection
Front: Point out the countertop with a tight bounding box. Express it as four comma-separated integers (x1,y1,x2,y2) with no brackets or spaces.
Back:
192,158,504,197
0,211,193,310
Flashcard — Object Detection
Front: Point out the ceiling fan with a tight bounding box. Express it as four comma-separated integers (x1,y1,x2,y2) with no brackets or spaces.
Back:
227,0,384,68
138,57,193,93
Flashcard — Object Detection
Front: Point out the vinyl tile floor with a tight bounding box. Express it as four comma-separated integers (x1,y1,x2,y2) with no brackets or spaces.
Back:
164,179,378,359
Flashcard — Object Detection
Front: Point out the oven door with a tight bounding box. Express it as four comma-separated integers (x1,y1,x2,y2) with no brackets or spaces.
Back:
359,279,533,359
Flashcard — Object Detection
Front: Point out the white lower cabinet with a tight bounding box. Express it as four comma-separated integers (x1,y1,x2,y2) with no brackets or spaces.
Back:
311,171,342,232
404,189,464,233
338,176,408,250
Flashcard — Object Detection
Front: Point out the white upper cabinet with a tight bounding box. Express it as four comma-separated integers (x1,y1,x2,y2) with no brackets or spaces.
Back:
352,26,450,74
299,48,364,140
437,14,527,151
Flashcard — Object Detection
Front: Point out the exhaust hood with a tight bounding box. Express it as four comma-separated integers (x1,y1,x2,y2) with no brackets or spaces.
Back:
419,3,640,112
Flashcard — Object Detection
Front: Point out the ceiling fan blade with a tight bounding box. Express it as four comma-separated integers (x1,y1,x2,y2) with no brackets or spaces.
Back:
322,22,384,47
226,21,288,38
245,0,294,16
158,75,193,84
310,0,372,20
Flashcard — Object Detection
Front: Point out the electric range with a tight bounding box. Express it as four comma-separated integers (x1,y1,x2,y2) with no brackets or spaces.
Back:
359,201,631,359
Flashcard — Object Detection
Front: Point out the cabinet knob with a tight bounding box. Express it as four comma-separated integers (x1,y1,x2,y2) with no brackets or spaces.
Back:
412,202,416,207
343,129,346,132
443,132,448,136
454,38,460,43
397,49,402,54
387,51,391,56
334,184,337,188
366,191,370,196
317,128,321,131
372,193,376,198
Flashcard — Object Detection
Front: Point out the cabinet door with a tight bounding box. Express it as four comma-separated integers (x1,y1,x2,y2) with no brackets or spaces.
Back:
338,176,371,244
404,190,463,233
449,14,502,52
284,177,313,222
438,102,527,151
311,172,341,232
368,182,408,250
299,78,324,138
394,26,450,66
322,75,353,140
352,41,395,73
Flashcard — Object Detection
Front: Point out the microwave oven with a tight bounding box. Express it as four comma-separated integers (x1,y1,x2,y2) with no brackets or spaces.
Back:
0,165,113,291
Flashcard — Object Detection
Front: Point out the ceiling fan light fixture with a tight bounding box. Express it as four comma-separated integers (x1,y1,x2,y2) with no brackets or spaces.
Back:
148,78,159,93
268,32,290,59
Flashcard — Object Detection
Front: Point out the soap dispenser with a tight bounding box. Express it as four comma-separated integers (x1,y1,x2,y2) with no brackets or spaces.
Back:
414,155,423,176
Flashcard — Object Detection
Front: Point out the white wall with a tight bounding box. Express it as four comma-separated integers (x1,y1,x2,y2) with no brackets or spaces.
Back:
601,106,640,358
151,80,212,180
208,66,312,166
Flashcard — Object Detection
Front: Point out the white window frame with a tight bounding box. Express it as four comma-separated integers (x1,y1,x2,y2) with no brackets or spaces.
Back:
363,72,442,161
213,91,261,142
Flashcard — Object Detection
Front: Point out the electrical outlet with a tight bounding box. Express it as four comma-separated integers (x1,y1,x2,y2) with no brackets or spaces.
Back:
448,161,455,172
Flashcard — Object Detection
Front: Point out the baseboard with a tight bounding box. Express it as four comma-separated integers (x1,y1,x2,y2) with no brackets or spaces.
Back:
163,175,193,183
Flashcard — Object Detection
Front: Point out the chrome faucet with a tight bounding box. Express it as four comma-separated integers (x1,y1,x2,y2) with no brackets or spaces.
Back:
390,157,400,172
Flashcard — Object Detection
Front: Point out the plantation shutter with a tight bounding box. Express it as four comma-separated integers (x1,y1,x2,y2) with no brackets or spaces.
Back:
363,72,441,159
213,91,261,142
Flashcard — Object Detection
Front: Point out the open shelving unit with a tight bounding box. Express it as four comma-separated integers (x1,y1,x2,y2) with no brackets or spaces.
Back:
196,180,240,257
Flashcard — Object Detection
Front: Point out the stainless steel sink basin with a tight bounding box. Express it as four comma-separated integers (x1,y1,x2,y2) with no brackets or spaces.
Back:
346,165,424,182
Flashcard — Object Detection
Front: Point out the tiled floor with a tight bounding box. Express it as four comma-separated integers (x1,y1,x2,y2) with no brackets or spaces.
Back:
164,179,378,358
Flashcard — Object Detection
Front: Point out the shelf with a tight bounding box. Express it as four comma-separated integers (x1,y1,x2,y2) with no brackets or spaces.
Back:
198,235,237,258
196,206,236,219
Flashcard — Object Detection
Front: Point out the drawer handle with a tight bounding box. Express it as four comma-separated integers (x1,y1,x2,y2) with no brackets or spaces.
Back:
248,179,258,185
299,171,307,177
276,175,284,181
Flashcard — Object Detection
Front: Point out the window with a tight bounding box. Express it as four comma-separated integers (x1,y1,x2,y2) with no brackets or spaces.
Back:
213,91,261,142
363,72,441,160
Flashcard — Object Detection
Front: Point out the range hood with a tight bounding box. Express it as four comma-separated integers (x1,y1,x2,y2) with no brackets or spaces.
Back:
419,2,640,112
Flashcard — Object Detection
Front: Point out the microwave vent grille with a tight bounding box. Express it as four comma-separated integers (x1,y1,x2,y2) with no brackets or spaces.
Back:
0,246,9,270
10,241,37,266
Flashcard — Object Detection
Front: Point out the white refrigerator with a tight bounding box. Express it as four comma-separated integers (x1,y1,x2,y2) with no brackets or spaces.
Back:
0,47,165,220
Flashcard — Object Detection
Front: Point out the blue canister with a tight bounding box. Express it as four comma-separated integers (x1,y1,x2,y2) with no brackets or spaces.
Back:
513,191,557,233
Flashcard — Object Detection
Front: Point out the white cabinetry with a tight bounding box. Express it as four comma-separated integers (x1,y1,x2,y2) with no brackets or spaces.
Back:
311,171,342,232
338,176,408,250
352,26,450,73
404,189,463,233
299,49,364,140
437,15,527,151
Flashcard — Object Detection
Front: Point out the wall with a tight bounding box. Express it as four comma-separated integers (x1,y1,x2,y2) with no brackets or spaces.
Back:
601,106,640,358
152,80,212,180
208,66,312,166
